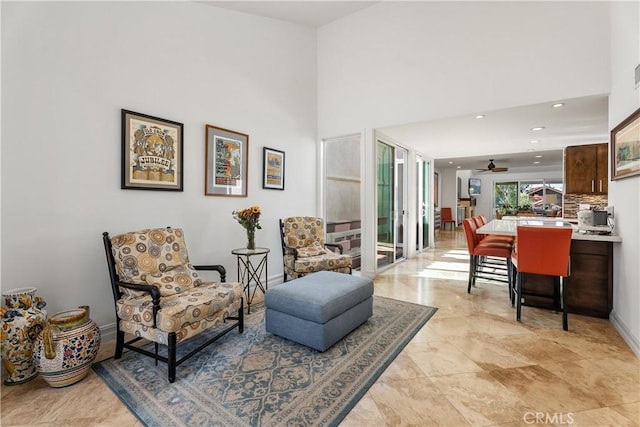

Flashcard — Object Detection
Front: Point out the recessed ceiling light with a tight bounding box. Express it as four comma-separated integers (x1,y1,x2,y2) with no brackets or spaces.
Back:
457,166,461,169
535,155,542,158
530,140,539,144
531,126,545,131
475,114,485,119
448,161,453,164
528,149,536,152
552,103,565,108
533,161,540,164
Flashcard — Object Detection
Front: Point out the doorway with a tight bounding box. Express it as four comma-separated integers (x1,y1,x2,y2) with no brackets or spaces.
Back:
376,139,408,269
416,155,430,251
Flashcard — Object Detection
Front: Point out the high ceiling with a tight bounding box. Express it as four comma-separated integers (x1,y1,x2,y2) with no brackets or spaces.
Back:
381,94,609,173
202,2,610,174
201,1,378,27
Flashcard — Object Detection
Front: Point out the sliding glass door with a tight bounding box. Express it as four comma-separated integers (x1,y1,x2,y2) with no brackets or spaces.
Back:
376,139,407,269
416,155,430,251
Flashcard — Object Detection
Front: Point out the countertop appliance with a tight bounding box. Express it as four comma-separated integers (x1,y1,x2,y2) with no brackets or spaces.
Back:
577,209,612,234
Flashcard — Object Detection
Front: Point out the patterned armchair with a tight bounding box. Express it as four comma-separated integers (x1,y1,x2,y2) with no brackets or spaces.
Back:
279,217,352,281
102,227,243,383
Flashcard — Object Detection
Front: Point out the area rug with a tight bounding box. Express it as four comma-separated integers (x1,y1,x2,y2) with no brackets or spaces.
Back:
93,296,437,427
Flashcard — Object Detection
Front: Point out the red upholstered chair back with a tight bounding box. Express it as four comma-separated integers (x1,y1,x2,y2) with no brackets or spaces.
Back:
462,218,479,253
514,226,572,277
441,208,453,221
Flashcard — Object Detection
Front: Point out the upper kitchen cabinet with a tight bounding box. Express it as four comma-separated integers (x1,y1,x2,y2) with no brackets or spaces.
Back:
564,143,608,194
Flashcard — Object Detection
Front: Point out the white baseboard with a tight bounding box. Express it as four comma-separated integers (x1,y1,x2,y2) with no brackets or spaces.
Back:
610,310,640,358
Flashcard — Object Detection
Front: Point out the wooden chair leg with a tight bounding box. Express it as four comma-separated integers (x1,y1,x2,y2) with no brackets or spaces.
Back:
155,343,159,366
114,330,125,359
168,333,177,383
238,300,244,333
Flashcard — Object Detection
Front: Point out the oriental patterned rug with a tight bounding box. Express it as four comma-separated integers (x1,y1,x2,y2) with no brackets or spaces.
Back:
93,296,437,427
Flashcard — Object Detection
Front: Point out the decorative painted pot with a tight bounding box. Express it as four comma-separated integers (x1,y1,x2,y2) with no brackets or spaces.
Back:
33,306,101,388
0,287,47,385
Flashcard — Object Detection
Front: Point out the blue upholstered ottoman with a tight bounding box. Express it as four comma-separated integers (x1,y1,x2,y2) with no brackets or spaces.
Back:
264,271,373,351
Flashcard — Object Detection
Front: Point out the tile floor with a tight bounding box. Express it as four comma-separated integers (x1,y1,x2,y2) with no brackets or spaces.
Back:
2,229,638,426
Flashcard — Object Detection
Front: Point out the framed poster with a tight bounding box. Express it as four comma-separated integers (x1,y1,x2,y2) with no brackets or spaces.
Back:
121,109,183,191
205,125,249,197
611,106,640,180
262,147,285,190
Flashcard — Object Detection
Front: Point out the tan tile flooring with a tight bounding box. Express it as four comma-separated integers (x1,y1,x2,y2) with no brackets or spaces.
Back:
2,230,639,426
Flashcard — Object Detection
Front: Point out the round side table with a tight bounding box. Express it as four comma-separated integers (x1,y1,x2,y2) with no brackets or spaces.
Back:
231,247,270,314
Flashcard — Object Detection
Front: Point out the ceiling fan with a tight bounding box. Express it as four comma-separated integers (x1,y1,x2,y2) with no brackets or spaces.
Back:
477,159,509,173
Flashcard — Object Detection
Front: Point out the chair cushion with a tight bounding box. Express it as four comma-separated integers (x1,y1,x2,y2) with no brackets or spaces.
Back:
284,250,352,274
296,243,326,258
145,265,203,297
116,281,243,333
110,228,193,298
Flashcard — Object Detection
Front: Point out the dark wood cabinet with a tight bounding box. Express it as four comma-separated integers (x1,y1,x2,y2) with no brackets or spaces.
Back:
520,239,613,319
565,240,613,318
564,143,608,194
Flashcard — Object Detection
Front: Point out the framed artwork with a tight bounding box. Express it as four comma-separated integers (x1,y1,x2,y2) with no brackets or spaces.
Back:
205,125,249,197
262,147,285,190
121,109,183,191
611,106,640,180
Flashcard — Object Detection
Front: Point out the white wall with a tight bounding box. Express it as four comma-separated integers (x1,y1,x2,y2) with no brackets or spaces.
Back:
317,1,610,137
608,1,640,356
1,2,318,330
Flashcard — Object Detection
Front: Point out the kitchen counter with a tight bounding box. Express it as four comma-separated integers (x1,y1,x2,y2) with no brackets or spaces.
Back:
478,218,618,319
479,219,622,243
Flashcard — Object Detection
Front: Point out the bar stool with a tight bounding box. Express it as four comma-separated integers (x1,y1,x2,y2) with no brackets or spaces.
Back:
462,218,513,294
512,225,572,330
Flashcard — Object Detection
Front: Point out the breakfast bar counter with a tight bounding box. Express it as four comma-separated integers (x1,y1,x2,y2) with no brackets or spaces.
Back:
477,219,622,319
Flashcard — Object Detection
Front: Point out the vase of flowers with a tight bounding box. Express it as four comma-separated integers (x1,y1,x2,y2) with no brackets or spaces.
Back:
233,206,261,250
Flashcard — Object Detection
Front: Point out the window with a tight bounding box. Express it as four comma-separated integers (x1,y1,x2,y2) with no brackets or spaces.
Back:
494,180,563,216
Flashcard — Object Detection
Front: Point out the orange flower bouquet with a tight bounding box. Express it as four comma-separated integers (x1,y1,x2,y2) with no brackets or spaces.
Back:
232,206,262,249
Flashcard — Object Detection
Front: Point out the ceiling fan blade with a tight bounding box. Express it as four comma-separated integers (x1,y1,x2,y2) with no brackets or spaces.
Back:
491,167,509,172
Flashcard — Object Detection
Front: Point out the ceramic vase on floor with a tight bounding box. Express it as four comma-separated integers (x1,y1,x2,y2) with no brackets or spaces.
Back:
33,305,101,388
0,287,47,385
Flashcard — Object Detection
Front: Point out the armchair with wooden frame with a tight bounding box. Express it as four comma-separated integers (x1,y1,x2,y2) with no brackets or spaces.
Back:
279,216,352,282
102,227,244,383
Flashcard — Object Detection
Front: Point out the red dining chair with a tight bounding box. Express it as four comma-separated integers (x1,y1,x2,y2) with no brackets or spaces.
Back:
462,218,513,295
512,225,572,330
440,208,456,231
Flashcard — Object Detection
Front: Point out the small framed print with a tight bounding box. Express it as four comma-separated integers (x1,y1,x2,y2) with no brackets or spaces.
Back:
262,147,285,190
611,106,640,180
205,125,249,197
121,109,183,191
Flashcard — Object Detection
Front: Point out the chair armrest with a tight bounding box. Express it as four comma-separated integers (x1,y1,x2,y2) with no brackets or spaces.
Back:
324,243,344,254
283,246,299,260
116,281,161,327
192,264,226,282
